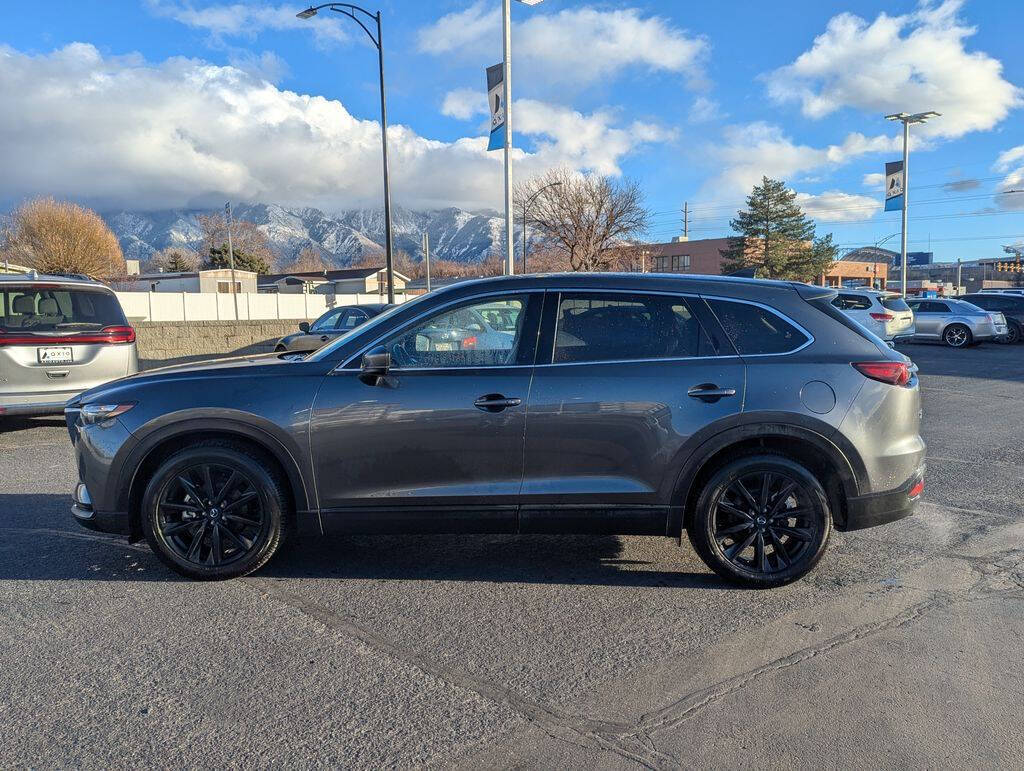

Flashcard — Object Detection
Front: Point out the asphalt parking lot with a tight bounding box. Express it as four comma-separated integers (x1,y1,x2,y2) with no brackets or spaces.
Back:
2,342,1022,769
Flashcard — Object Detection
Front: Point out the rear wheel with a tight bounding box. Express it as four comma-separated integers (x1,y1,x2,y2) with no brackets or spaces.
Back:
943,324,972,348
688,454,832,588
999,322,1020,344
275,344,287,352
141,441,290,580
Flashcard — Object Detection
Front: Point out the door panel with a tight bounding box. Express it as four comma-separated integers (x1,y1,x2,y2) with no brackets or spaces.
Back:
519,291,744,533
308,292,541,533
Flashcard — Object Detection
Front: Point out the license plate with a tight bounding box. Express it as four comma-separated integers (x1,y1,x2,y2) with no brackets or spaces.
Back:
434,342,455,351
38,346,73,364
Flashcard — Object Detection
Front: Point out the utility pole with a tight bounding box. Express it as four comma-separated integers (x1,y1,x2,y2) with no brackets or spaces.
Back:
422,232,431,293
956,258,962,293
682,202,689,239
885,111,940,298
225,202,239,320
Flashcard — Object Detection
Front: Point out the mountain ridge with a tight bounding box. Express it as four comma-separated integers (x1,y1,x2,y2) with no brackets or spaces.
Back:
104,204,508,268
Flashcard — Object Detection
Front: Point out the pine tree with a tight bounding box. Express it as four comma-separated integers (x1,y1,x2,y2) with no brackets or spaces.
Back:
720,177,837,282
207,242,271,274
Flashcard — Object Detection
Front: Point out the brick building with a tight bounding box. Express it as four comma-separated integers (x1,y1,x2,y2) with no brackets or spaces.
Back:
643,237,889,288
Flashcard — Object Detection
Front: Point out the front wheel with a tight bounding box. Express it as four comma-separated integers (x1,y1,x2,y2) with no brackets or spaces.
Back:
688,454,832,588
943,324,972,348
141,441,290,580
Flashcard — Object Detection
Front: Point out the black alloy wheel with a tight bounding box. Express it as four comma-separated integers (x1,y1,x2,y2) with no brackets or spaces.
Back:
142,442,290,580
999,322,1021,344
689,454,831,587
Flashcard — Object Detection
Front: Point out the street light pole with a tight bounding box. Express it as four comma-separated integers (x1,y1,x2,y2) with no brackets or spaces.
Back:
225,202,239,320
502,0,514,276
298,3,395,303
885,111,940,298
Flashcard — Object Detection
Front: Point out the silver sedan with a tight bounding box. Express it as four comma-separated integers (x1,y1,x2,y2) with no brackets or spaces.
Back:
906,297,1008,348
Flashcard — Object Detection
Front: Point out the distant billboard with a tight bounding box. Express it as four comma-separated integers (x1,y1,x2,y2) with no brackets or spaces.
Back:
892,251,934,267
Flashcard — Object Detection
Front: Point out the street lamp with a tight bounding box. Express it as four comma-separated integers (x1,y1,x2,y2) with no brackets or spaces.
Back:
500,0,547,277
885,110,940,299
297,3,396,303
521,180,560,273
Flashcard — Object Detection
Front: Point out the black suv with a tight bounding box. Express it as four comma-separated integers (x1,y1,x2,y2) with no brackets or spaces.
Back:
957,293,1024,343
66,273,925,587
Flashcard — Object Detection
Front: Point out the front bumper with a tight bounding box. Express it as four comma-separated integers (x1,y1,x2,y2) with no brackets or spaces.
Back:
72,480,132,535
841,465,925,531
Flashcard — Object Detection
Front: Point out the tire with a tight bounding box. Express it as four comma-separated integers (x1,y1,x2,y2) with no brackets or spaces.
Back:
141,440,291,580
999,323,1021,345
687,453,832,588
275,344,287,352
943,324,972,348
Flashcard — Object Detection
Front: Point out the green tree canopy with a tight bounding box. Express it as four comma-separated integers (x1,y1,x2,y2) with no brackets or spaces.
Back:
207,243,271,275
720,176,837,282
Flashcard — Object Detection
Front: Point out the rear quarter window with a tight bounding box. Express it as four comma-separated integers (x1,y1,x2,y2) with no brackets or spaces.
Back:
832,294,872,311
706,299,809,355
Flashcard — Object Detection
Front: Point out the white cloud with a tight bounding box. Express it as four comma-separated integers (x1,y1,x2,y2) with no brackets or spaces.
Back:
688,96,720,124
765,0,1021,139
0,44,664,213
862,172,886,189
418,4,708,87
994,145,1024,210
703,122,897,199
147,1,348,44
441,88,487,121
794,191,882,222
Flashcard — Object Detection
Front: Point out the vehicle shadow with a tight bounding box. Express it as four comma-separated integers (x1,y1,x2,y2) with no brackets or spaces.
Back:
0,494,726,588
0,416,66,434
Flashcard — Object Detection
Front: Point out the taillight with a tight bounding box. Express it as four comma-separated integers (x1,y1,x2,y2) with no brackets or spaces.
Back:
0,325,135,346
908,479,925,499
869,312,895,321
852,361,911,386
461,335,478,350
101,325,136,344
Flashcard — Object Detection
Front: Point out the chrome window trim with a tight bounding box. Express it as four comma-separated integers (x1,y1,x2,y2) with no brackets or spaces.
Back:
701,294,815,357
338,289,538,371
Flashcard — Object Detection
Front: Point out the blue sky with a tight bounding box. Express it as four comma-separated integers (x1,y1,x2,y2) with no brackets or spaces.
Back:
1,0,1022,262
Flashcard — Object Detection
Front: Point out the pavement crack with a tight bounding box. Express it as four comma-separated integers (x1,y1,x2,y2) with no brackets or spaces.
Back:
634,595,951,737
239,578,665,767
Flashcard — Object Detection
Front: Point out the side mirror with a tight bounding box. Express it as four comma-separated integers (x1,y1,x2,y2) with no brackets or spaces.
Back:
298,321,310,333
359,346,391,385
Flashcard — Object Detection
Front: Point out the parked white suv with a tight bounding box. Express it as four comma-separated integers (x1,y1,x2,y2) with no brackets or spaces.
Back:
0,273,139,417
831,289,915,343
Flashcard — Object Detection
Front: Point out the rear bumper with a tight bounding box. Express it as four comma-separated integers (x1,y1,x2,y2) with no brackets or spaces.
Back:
841,465,925,531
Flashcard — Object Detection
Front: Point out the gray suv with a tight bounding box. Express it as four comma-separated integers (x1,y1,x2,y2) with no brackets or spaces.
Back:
65,273,925,587
1,273,139,417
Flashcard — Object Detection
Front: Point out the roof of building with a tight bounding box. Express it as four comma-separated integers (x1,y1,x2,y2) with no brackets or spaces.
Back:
841,246,898,264
261,266,410,284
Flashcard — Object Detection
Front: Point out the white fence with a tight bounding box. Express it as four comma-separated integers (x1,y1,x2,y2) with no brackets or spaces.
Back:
115,292,406,322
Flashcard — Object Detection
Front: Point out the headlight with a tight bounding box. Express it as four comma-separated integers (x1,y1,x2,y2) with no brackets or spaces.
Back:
80,403,135,424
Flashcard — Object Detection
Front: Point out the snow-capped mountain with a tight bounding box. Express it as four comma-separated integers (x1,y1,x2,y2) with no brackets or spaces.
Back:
104,204,507,268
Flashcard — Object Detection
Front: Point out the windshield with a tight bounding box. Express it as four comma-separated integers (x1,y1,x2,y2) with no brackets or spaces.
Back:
0,285,127,333
306,294,433,361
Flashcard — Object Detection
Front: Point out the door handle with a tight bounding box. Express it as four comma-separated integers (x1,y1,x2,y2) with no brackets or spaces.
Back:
687,384,737,402
474,394,522,412
320,335,330,342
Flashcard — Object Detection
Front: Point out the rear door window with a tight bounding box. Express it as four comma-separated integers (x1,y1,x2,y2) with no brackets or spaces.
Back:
706,299,809,355
552,293,717,364
0,286,126,332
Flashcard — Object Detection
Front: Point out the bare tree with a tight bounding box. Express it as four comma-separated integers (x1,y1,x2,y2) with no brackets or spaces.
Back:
1,197,125,278
516,168,649,272
149,246,200,273
281,246,330,274
197,212,277,272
